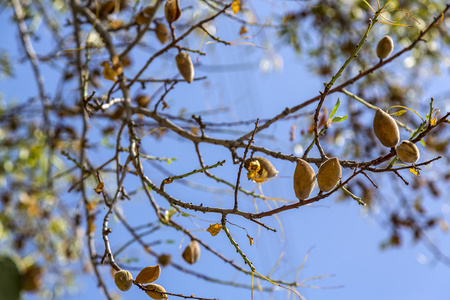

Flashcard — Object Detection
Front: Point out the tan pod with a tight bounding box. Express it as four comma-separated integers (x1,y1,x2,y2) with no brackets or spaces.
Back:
317,157,342,192
293,159,316,200
373,108,400,148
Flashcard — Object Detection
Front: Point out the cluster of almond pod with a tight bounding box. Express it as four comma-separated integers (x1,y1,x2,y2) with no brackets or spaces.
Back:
114,265,167,299
293,157,342,200
373,108,420,163
245,156,341,201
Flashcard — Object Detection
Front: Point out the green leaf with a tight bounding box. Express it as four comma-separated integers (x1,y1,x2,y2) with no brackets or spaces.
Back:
420,139,426,147
332,115,348,123
328,98,341,121
390,110,407,117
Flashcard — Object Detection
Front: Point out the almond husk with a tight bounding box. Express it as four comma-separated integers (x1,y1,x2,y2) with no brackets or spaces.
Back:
175,52,194,83
373,108,400,148
114,270,133,292
293,159,316,200
182,240,201,264
316,157,342,192
376,35,394,59
396,140,420,163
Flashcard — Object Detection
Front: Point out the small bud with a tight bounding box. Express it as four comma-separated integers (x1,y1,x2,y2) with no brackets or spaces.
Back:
175,52,194,83
396,140,420,163
376,35,394,59
155,22,170,44
164,0,181,23
114,270,133,292
145,283,167,300
316,157,342,192
373,108,400,148
293,159,316,200
182,240,201,264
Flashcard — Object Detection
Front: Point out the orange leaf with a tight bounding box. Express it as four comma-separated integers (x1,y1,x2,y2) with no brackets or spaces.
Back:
206,223,222,236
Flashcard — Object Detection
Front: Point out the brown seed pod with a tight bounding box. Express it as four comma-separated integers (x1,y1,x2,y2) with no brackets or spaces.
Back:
376,35,394,59
175,52,194,83
155,22,170,44
145,283,167,300
373,108,400,148
137,94,151,108
293,159,316,200
114,270,133,292
158,254,172,267
164,0,181,23
245,156,278,183
182,240,201,264
316,157,342,192
396,140,420,163
136,11,151,24
135,265,161,284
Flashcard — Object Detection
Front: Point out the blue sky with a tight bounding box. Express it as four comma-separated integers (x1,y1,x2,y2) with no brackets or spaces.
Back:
1,1,450,300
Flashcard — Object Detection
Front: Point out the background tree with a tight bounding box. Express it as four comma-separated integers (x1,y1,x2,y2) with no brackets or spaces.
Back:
0,0,449,299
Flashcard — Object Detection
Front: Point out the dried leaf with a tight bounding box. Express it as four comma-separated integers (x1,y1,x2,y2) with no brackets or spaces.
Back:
206,223,222,236
136,265,161,284
232,0,240,14
94,182,104,194
239,25,248,35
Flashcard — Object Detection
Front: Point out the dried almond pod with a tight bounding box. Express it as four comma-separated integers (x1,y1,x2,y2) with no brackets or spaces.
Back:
396,140,420,163
316,157,342,192
245,156,278,183
145,283,167,300
182,240,201,264
175,52,194,83
137,94,151,108
136,11,151,24
164,0,181,23
135,265,161,284
293,159,316,200
373,108,400,148
155,22,170,44
158,254,172,267
114,270,133,292
376,35,394,59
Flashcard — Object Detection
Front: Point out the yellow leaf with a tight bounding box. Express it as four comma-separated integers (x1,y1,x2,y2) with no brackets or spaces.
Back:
247,234,254,246
431,109,440,126
206,223,222,236
231,0,240,14
409,168,420,177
